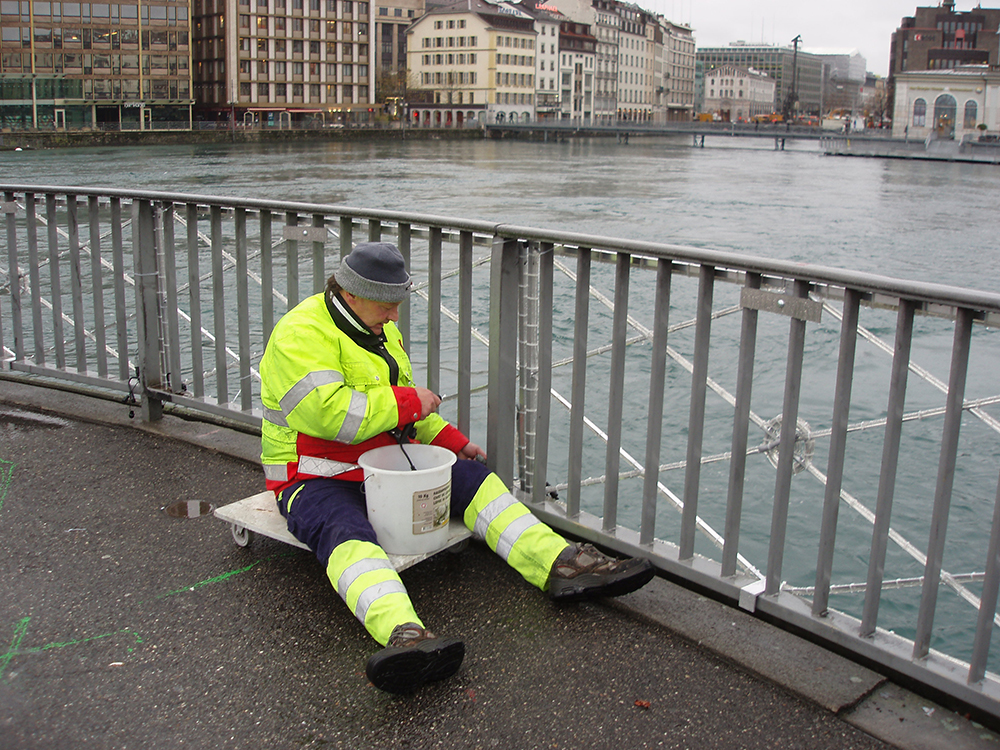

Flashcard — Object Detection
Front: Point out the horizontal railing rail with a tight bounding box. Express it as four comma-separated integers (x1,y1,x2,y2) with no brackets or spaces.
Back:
3,184,1000,722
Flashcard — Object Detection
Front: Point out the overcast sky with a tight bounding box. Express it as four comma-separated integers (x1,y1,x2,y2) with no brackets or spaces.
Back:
645,0,945,77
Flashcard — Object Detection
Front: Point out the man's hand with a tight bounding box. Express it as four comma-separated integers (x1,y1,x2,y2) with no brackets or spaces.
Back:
414,387,442,420
459,441,487,463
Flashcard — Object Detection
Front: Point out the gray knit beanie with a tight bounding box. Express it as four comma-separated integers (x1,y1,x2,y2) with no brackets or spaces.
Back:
334,242,412,303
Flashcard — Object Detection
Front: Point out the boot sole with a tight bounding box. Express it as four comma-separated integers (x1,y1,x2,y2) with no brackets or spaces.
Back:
549,559,655,603
366,638,465,694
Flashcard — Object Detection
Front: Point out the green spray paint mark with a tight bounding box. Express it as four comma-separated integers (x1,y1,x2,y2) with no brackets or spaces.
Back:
1,617,145,681
0,617,30,680
0,459,14,514
155,551,295,599
157,560,261,598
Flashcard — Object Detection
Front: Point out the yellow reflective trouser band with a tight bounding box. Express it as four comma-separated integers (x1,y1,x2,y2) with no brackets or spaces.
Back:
326,540,422,646
463,472,569,591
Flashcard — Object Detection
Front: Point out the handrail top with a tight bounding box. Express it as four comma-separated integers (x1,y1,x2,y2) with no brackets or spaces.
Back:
4,183,999,315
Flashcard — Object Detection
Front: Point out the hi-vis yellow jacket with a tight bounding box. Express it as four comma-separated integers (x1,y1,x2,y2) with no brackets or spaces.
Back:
259,292,468,493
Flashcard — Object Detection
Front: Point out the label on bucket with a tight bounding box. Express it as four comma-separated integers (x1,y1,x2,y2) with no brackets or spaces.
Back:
412,481,451,535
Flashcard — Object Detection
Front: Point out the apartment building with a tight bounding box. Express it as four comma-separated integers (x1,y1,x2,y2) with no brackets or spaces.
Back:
0,0,193,130
191,0,375,127
616,2,648,121
516,1,562,120
406,0,535,126
557,18,594,121
702,64,775,122
374,0,420,102
659,17,693,121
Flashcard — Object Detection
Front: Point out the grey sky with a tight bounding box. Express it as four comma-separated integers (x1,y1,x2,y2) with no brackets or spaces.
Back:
645,0,946,77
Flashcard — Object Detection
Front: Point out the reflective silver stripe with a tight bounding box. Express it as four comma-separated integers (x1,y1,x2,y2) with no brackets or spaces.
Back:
355,579,409,624
279,369,345,419
263,463,288,481
472,492,519,541
298,455,359,477
262,406,287,427
495,513,542,561
335,389,368,443
336,557,396,597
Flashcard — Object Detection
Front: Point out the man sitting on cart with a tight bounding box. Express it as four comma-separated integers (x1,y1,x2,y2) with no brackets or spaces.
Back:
259,242,655,694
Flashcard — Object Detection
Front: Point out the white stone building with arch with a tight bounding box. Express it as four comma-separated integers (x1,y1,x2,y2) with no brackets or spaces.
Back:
892,66,1000,141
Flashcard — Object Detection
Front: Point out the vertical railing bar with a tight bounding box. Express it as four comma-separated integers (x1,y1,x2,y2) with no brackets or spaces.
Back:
260,210,274,342
4,191,23,360
236,207,253,413
531,241,555,508
210,205,229,406
764,278,811,596
680,264,715,560
87,196,108,378
721,271,761,577
486,235,519,487
133,199,163,421
812,287,861,615
368,218,381,241
427,226,442,396
339,215,353,260
457,229,473,437
566,246,591,519
66,195,88,373
285,212,299,309
109,198,128,381
602,252,630,533
25,193,45,365
185,203,205,399
860,298,916,637
913,307,974,659
397,223,411,343
969,469,1000,684
160,203,183,391
312,213,325,295
46,193,66,368
639,259,672,546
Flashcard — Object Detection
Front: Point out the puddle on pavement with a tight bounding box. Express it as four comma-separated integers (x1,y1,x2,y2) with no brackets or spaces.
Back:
164,500,215,518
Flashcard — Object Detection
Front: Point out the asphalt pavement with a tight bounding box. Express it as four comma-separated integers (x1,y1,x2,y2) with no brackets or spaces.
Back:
0,376,997,750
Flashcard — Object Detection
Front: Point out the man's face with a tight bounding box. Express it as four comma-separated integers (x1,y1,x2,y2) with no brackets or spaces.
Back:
343,293,401,335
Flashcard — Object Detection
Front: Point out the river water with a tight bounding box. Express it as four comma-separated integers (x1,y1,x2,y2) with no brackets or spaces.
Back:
3,135,1000,669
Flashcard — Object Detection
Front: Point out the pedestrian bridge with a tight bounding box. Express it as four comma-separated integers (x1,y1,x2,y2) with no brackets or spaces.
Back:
2,184,1000,722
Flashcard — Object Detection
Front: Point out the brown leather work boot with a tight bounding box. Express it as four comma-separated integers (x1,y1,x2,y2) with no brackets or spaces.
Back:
547,543,655,602
365,623,465,694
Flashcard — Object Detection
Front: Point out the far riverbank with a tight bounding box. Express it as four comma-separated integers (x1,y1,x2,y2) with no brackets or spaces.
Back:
0,126,482,151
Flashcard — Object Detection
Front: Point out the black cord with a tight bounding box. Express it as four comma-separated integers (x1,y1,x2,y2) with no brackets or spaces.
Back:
390,423,417,471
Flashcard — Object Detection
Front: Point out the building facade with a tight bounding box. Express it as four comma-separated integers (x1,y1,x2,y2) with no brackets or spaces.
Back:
518,2,563,120
891,65,1000,140
191,0,376,128
374,0,421,105
697,42,825,117
1,0,193,130
657,17,693,121
888,1,1000,117
406,0,536,126
558,18,594,121
702,64,774,122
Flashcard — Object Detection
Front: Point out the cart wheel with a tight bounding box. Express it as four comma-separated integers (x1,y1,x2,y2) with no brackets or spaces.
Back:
231,524,252,547
447,539,469,554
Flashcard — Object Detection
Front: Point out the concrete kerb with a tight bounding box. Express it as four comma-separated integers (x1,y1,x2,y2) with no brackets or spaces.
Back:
1,374,998,749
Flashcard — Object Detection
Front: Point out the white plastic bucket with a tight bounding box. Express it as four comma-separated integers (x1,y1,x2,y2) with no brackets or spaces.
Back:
358,444,457,555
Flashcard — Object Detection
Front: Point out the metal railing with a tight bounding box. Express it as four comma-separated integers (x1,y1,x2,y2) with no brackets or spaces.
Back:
3,184,1000,719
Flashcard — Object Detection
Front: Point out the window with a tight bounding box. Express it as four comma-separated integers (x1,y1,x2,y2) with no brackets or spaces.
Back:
964,99,978,128
912,98,926,127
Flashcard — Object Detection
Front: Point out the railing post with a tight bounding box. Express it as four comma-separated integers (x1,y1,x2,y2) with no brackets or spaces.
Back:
487,235,519,487
132,199,164,421
3,191,23,361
